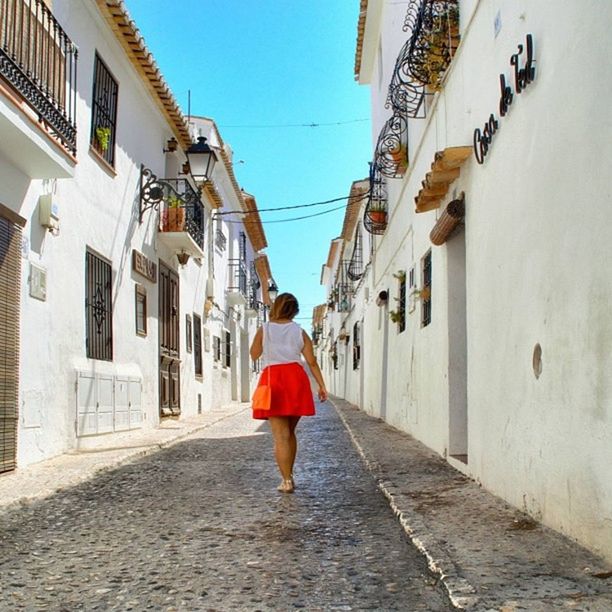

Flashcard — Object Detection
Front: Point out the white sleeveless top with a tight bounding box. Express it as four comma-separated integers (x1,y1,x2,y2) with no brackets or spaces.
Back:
262,322,304,368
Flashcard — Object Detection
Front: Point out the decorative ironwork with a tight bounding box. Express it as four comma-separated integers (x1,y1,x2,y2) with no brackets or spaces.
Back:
228,259,247,297
215,227,227,251
247,262,261,311
374,112,409,178
86,251,113,361
363,163,388,236
91,54,118,166
387,0,460,118
335,260,354,313
347,223,364,281
139,166,205,249
0,0,78,154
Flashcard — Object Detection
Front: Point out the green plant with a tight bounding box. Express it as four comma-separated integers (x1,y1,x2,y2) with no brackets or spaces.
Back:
95,126,111,152
393,270,406,282
418,4,460,90
389,310,402,323
167,194,182,208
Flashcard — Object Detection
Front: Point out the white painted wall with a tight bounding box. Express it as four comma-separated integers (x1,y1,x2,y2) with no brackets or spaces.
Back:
2,1,264,468
336,0,612,561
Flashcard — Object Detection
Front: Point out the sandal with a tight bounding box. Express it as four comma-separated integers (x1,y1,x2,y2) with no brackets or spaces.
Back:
277,479,295,493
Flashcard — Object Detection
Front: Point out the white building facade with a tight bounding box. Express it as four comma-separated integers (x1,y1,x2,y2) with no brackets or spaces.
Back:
318,0,612,561
0,0,272,470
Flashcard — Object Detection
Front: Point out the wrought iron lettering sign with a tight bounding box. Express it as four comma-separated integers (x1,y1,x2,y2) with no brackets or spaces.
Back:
474,34,536,164
132,250,157,283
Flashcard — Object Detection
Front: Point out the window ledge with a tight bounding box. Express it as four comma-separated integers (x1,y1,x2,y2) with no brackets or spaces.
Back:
89,145,117,177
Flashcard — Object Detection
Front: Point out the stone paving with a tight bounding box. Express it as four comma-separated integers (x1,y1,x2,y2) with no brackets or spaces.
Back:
0,403,453,611
333,398,612,612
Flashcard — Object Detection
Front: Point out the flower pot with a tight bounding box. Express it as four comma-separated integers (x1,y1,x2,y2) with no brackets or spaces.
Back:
167,207,185,232
368,210,387,225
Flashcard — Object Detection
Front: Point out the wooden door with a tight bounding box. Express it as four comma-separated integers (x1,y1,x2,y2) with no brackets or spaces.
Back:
159,262,180,417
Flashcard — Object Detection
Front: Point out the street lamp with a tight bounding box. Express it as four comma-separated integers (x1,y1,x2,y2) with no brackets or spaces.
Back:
185,136,218,182
268,279,279,302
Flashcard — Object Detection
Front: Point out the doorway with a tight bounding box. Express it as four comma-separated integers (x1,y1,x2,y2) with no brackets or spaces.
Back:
159,261,180,417
447,227,468,462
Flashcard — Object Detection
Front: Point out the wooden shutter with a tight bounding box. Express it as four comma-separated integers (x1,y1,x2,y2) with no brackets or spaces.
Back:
0,214,21,473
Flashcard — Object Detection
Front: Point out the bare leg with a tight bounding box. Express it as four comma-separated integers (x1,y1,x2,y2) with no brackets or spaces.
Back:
269,417,295,491
287,417,301,484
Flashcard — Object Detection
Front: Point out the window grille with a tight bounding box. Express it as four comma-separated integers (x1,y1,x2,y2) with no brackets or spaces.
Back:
86,250,113,361
422,251,432,327
193,314,203,377
224,330,231,368
353,322,361,370
213,336,221,362
398,274,407,333
185,314,192,353
90,54,118,166
135,285,147,336
347,224,364,281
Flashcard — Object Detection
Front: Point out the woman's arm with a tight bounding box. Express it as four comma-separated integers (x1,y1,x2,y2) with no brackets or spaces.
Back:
301,331,328,401
250,327,263,361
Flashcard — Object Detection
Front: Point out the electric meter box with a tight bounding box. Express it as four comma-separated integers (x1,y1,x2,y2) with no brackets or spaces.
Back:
38,194,59,230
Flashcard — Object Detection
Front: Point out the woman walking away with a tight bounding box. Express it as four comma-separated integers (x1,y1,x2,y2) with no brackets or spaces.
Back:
250,293,327,493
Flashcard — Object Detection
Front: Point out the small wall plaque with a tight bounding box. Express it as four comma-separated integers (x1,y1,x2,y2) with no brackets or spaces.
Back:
29,262,47,301
132,249,157,283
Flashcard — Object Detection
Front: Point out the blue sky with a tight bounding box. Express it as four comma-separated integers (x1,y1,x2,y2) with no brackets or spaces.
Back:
124,0,372,321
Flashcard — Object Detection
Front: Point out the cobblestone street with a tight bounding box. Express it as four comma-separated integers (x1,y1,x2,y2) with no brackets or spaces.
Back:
0,404,452,611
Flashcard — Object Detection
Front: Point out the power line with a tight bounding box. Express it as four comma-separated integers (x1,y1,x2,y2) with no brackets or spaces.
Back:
218,118,370,129
214,192,369,216
222,203,348,224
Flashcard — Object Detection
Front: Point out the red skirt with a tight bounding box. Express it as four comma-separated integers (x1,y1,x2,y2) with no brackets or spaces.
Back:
252,362,316,420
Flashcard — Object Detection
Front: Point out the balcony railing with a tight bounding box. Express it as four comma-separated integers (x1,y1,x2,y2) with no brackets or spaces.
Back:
228,259,247,298
0,0,78,154
159,178,205,250
215,227,227,251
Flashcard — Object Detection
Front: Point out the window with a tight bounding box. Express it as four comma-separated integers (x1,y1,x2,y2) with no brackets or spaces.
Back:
86,250,113,361
398,273,406,333
185,314,192,353
193,314,202,378
135,285,147,336
90,54,118,167
353,322,361,370
422,251,432,327
223,330,231,368
213,336,221,362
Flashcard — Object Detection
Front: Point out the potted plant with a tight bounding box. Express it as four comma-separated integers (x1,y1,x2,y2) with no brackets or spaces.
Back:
367,200,387,225
389,310,403,324
166,194,185,232
422,4,460,90
95,126,111,152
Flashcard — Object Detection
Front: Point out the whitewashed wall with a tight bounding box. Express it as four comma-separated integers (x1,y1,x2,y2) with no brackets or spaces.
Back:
352,0,612,560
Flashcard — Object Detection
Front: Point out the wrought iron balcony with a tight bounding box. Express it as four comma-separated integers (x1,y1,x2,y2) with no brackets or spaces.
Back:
387,0,460,119
0,0,78,155
227,259,247,305
364,163,388,236
215,227,227,251
140,167,206,260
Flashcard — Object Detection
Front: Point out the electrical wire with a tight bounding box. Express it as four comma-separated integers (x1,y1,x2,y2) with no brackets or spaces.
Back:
218,118,370,129
214,192,370,216
222,203,348,224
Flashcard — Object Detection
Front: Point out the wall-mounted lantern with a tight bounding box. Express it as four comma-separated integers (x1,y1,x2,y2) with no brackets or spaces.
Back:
185,136,218,183
268,279,279,302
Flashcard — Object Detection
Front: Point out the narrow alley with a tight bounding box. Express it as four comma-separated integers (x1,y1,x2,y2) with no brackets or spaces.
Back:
0,404,452,611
